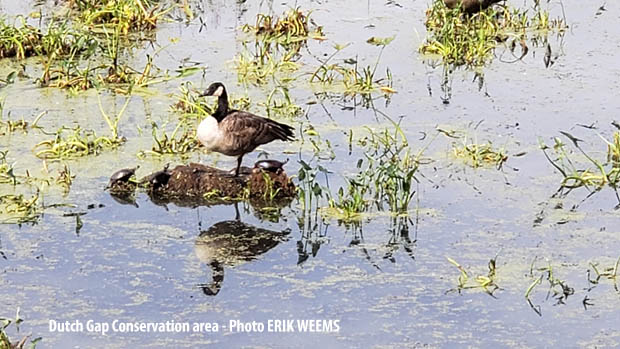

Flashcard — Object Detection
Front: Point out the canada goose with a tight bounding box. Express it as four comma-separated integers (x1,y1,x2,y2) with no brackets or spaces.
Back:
444,0,503,14
197,82,294,176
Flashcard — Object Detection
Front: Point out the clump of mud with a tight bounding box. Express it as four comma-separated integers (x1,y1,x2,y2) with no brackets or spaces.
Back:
107,162,295,207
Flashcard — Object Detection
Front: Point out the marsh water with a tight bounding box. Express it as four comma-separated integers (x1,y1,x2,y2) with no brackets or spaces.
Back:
1,0,620,347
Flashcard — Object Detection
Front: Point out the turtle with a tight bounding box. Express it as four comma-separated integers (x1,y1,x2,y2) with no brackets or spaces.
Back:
253,159,288,174
144,164,171,190
106,166,138,189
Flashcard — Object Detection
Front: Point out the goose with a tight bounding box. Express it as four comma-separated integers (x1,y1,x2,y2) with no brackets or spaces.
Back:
197,82,294,176
444,0,503,14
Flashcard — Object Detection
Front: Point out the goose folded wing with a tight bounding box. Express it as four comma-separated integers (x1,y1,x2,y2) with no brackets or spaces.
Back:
221,112,293,148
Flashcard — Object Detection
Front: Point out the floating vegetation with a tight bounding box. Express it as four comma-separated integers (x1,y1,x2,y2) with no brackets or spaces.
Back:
67,0,169,35
452,137,508,169
55,163,75,193
0,193,41,224
33,125,124,160
0,17,96,60
34,95,129,160
540,129,620,193
137,120,198,158
242,7,323,50
0,308,41,348
310,41,396,97
236,8,323,84
588,257,620,292
326,124,431,221
242,7,324,58
420,0,568,67
0,150,17,185
446,256,499,296
525,258,574,316
261,85,303,119
234,41,300,85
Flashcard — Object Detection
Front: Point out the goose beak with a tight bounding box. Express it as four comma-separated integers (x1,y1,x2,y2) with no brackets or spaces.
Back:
199,90,210,97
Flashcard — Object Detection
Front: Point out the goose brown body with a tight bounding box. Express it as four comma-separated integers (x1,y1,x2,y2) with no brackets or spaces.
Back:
197,82,294,176
444,0,503,14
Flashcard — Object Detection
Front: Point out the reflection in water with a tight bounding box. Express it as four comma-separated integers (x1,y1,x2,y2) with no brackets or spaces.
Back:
383,216,416,263
109,191,139,208
296,214,417,268
194,206,289,296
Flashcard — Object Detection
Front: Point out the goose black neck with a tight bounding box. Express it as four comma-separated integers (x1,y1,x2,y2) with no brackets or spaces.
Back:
213,90,229,122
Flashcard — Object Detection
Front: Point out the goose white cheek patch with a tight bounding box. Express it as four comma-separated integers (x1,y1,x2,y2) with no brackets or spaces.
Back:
213,86,224,97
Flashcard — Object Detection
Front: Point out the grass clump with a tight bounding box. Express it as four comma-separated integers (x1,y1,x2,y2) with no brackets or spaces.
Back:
326,123,431,221
525,258,574,315
138,120,198,158
588,257,620,292
420,0,567,67
310,40,396,97
235,8,323,84
452,137,508,169
0,151,17,185
33,94,129,160
0,17,97,60
67,0,169,35
540,130,620,191
0,193,41,224
446,256,499,296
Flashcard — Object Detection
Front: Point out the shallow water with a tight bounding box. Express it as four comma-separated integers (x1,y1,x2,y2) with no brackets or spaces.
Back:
1,0,620,348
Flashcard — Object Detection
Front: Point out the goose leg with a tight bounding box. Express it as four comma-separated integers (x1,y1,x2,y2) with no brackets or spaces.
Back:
235,155,243,177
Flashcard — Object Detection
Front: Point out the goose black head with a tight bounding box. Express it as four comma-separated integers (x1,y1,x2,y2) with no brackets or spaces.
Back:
200,82,226,97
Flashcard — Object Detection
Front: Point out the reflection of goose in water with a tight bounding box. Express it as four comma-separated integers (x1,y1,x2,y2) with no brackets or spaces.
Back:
194,211,289,296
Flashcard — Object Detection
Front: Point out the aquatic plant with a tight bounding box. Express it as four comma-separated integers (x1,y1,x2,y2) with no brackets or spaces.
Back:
310,41,396,97
540,130,620,191
327,124,431,220
446,256,499,295
261,84,303,119
0,308,41,348
525,257,574,316
0,151,17,185
67,0,169,35
588,257,620,292
420,0,567,67
137,120,198,158
234,41,300,85
55,163,75,194
0,193,41,224
34,94,129,160
452,137,508,169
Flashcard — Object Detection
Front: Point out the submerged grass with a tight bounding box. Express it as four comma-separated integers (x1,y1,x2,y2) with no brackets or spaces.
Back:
420,0,567,67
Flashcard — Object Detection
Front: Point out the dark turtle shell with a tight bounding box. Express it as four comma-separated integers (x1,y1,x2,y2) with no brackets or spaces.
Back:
253,159,288,173
108,167,138,188
146,169,171,189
